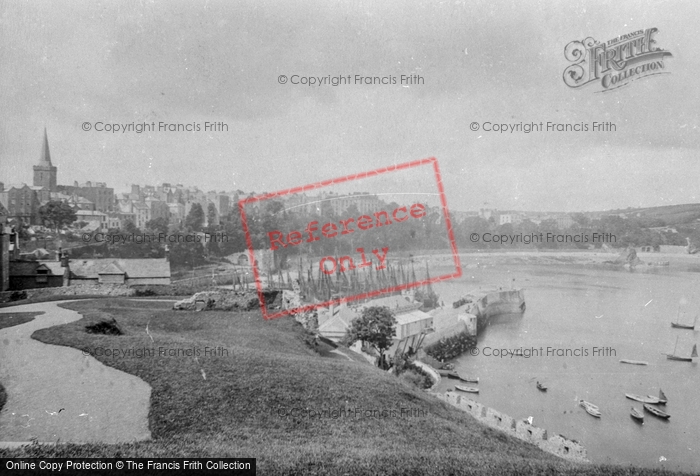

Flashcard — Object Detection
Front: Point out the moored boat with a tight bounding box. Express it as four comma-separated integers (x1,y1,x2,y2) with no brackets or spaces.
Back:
536,381,547,391
671,307,696,329
579,400,601,418
625,389,667,405
438,370,460,379
458,375,479,383
663,337,698,362
630,407,644,422
643,404,670,419
455,385,479,393
619,359,648,366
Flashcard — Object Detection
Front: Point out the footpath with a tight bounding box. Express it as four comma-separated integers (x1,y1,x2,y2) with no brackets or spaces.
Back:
0,301,151,446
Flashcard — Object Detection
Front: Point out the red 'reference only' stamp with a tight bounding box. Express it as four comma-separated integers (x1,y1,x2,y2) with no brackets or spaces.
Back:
238,157,461,320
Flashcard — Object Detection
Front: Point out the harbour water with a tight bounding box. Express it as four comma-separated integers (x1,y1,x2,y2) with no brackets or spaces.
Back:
431,261,699,474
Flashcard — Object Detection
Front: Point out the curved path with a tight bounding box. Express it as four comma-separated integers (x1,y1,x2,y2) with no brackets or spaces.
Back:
0,301,151,445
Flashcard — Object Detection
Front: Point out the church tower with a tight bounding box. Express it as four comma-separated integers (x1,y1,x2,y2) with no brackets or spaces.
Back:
33,128,57,192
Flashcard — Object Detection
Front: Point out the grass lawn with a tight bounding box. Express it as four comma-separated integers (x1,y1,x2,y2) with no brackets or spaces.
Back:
0,311,42,330
0,299,690,475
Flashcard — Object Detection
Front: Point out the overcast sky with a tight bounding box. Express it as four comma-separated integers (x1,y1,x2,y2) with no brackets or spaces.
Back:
1,0,698,212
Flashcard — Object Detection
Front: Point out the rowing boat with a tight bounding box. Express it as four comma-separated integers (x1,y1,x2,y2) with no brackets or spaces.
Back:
458,376,479,383
438,370,460,379
579,400,601,418
643,404,670,419
455,385,479,393
630,407,644,422
536,381,547,391
619,359,648,366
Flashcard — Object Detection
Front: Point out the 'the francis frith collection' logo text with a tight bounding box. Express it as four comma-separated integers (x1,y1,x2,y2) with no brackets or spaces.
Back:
563,28,672,92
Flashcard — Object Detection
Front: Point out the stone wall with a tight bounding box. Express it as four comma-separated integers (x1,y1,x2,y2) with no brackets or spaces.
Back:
0,284,133,303
435,392,587,463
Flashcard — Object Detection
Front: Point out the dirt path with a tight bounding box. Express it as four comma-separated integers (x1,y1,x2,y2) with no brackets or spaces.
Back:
0,301,151,445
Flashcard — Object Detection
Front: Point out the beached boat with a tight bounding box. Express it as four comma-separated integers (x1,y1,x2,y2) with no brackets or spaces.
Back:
619,359,649,366
662,337,698,362
630,407,644,422
625,389,667,405
536,381,547,391
455,385,479,393
643,404,670,419
458,375,479,384
579,400,601,418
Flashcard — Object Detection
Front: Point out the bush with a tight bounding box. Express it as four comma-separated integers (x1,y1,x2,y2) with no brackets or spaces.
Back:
399,370,425,388
424,330,476,361
85,319,123,335
133,288,157,297
453,297,472,308
393,354,435,389
10,291,28,302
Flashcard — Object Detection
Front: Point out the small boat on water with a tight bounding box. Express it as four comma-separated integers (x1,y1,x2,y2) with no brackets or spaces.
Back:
662,337,698,362
458,376,479,384
455,385,479,393
643,404,670,419
579,400,601,418
536,381,547,391
625,389,667,405
438,370,460,379
630,407,644,422
619,359,648,366
671,306,697,329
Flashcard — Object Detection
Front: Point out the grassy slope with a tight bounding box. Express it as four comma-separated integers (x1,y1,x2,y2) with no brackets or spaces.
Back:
0,299,689,475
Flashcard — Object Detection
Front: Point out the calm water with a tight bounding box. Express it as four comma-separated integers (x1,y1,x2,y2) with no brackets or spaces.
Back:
432,262,699,474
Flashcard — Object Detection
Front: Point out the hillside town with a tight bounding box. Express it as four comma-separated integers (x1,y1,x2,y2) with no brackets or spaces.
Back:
2,130,699,295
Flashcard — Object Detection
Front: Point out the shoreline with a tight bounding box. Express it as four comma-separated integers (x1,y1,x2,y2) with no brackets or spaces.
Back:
408,249,700,272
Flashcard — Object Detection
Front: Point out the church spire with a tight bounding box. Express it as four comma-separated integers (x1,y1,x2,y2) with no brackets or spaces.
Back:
33,127,57,192
39,127,52,166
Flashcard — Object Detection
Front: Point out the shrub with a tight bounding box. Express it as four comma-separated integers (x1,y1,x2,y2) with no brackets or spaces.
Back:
424,330,476,361
10,291,28,302
85,319,123,335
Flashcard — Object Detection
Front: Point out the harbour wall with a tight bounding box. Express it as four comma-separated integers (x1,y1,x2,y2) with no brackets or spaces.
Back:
422,289,525,359
435,391,588,463
467,288,526,333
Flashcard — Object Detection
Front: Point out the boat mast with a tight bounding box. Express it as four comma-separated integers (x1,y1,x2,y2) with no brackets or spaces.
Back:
672,336,679,356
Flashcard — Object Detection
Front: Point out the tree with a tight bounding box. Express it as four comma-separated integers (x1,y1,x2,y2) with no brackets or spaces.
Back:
207,203,218,228
169,235,206,268
123,219,140,234
343,306,397,369
38,200,77,231
145,217,170,235
185,203,205,232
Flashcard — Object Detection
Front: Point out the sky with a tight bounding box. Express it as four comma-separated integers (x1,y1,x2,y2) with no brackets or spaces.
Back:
1,0,698,212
